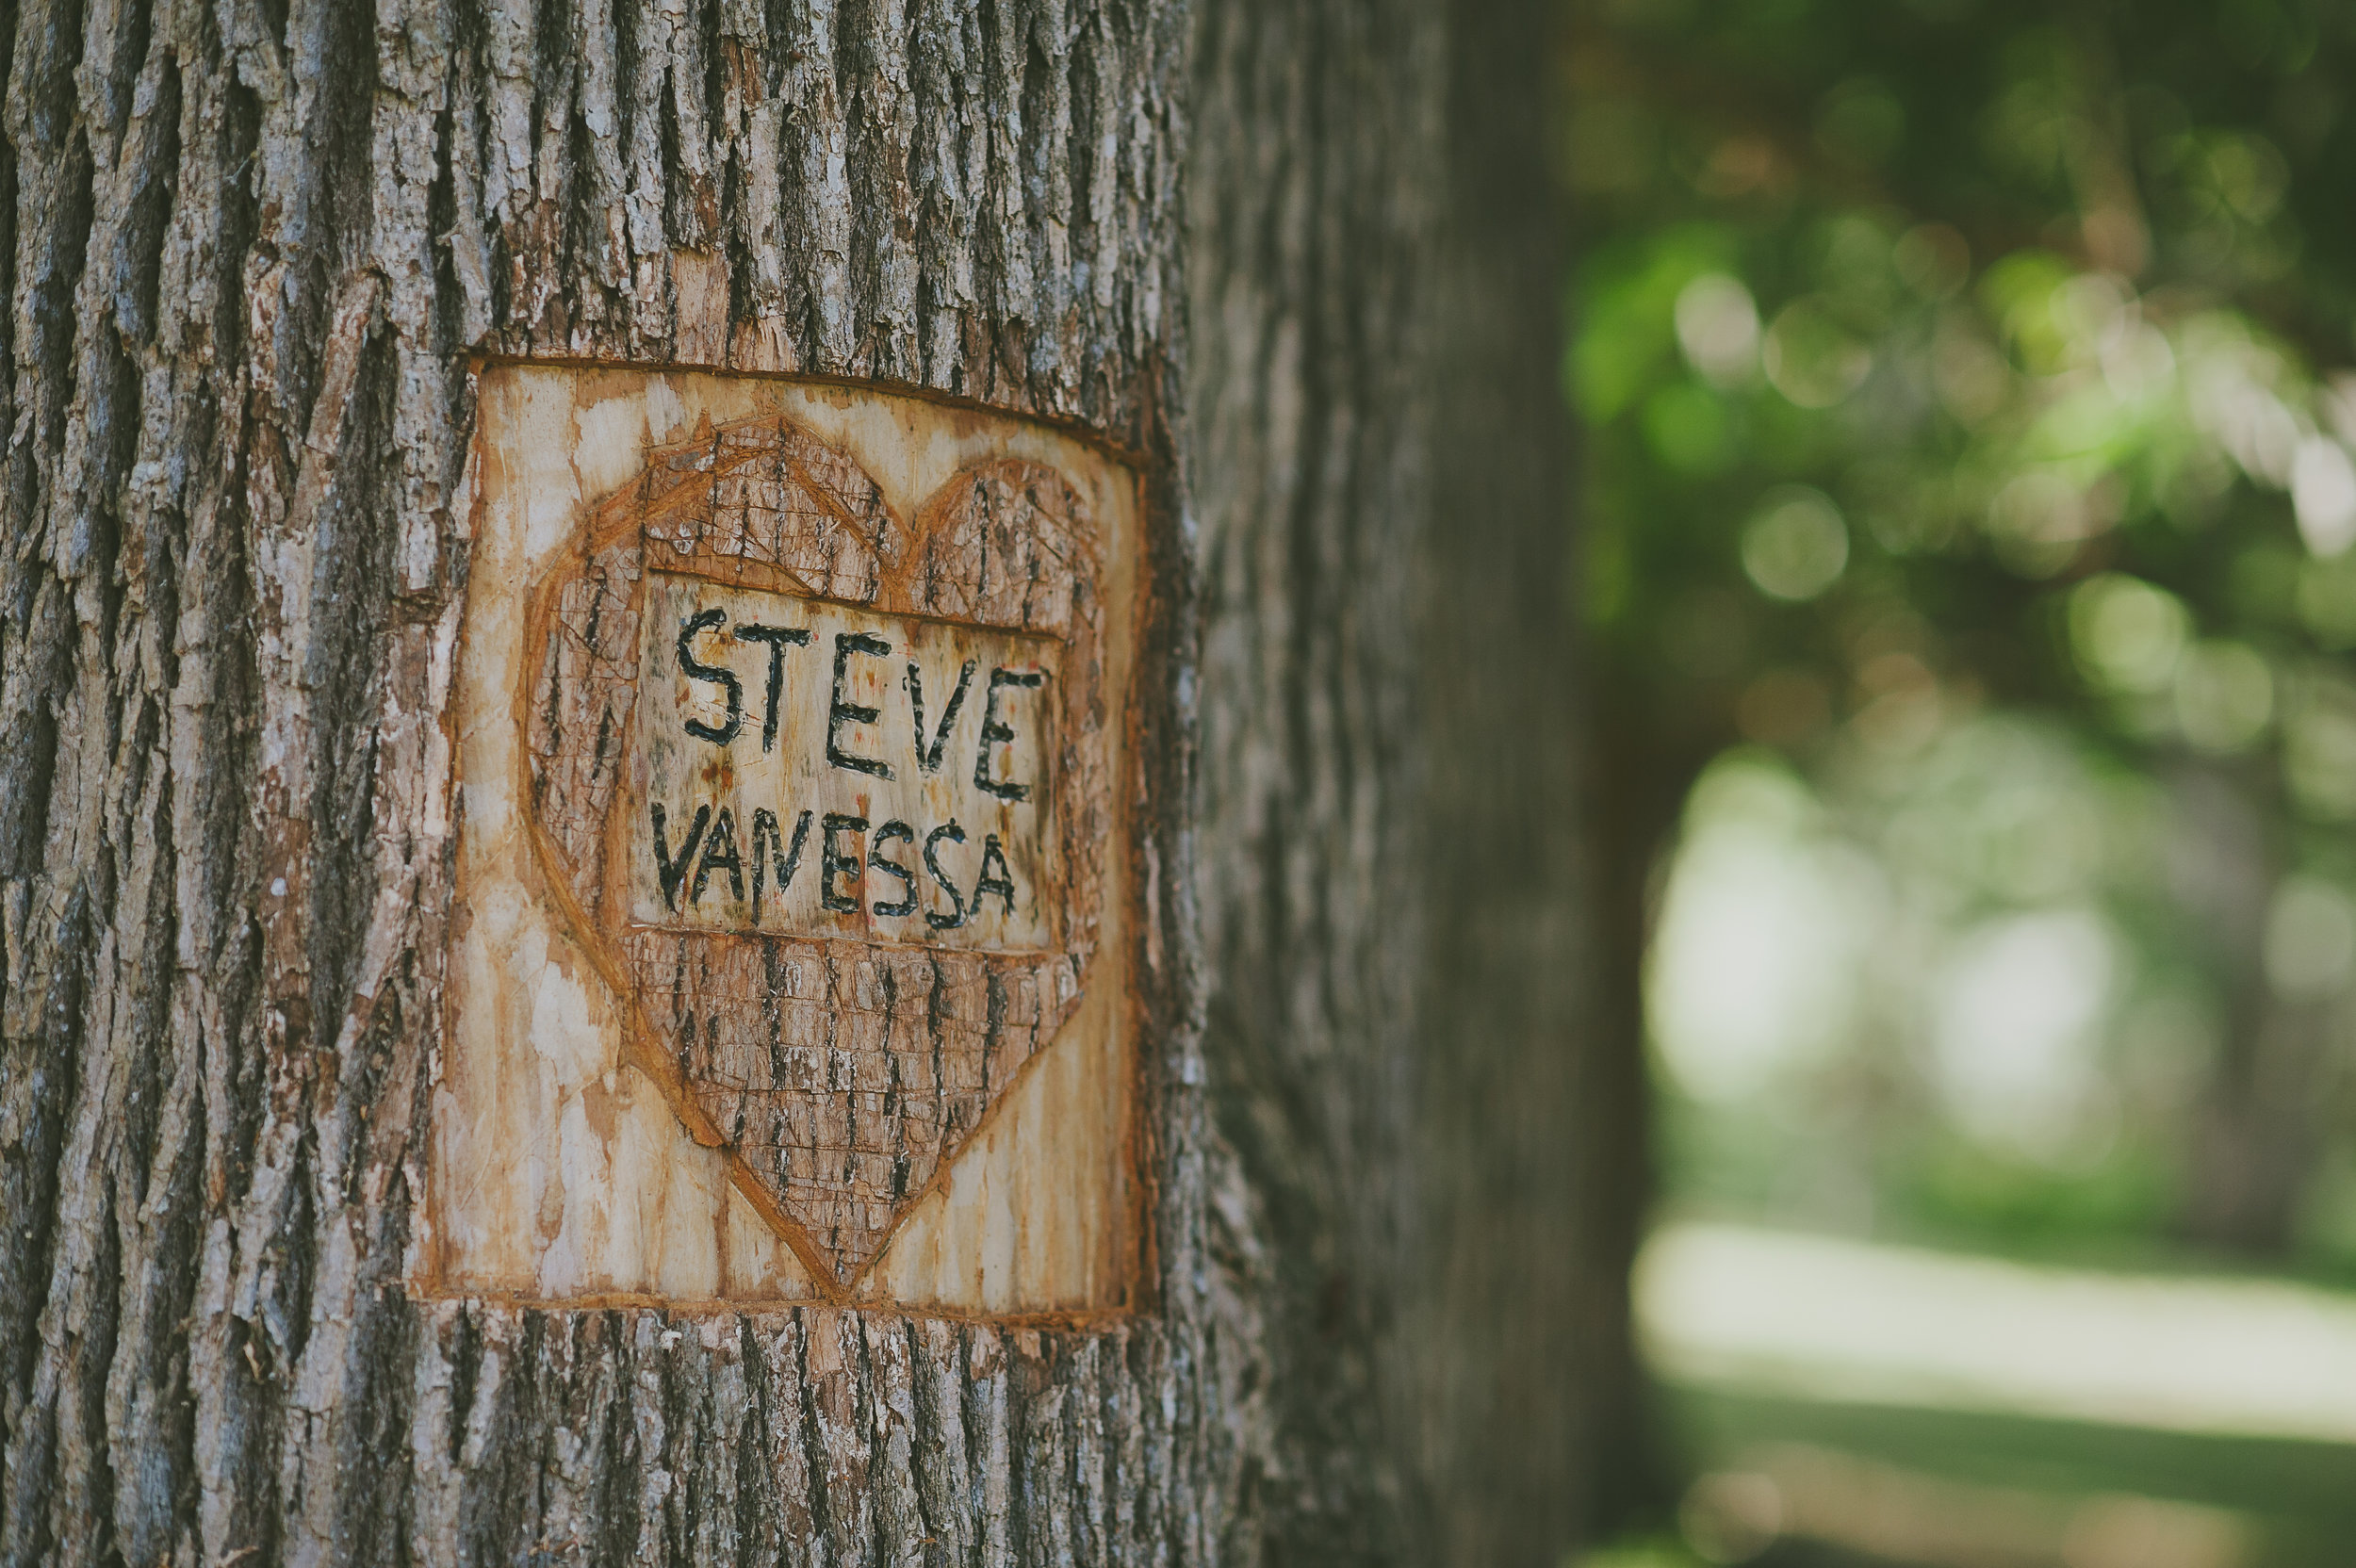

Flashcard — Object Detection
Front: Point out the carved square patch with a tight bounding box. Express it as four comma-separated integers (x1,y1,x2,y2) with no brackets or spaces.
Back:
426,368,1140,1314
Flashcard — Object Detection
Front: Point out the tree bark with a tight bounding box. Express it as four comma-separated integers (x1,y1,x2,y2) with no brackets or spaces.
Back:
0,0,1605,1562
1191,0,1637,1556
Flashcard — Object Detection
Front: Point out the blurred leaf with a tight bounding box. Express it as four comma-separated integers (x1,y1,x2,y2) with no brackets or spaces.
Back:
1575,0,2356,1267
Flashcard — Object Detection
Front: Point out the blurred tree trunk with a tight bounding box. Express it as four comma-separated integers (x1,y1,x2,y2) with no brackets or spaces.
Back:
1580,685,1715,1525
1192,0,1641,1557
2171,767,2337,1257
0,0,1612,1561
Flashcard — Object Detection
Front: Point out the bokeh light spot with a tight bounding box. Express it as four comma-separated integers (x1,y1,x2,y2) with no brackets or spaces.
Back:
2069,575,2189,694
1675,272,1762,388
1763,298,1873,408
1742,488,1850,601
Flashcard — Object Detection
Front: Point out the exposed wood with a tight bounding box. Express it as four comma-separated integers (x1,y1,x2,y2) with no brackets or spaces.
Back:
433,366,1139,1314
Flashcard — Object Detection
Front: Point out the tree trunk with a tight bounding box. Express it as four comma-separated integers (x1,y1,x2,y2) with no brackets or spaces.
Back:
0,0,1604,1562
2169,764,2339,1258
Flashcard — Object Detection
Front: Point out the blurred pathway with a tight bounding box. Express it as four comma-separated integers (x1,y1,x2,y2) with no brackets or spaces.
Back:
1639,1222,2356,1444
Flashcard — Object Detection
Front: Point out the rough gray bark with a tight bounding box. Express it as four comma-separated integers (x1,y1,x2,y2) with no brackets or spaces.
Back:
0,0,1604,1562
1189,0,1610,1560
1187,0,1439,1552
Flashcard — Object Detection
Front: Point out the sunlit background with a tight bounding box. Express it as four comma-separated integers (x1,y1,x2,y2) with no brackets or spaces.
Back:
1565,0,2356,1562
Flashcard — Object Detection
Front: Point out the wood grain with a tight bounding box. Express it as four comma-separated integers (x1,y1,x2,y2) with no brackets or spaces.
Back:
432,365,1140,1311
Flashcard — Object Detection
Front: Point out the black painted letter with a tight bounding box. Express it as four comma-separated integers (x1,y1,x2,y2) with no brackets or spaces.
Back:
692,807,746,905
908,658,978,774
973,833,1019,916
827,632,895,777
649,801,712,911
870,821,918,917
734,623,811,752
820,813,870,912
924,823,969,930
973,667,1046,801
751,807,813,923
677,608,744,744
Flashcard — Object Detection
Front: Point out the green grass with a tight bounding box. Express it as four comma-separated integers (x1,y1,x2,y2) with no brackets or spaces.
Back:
1659,1380,2356,1565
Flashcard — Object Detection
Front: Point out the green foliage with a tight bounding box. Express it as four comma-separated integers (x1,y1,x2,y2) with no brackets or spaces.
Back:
1567,1540,1705,1568
1579,0,2356,1261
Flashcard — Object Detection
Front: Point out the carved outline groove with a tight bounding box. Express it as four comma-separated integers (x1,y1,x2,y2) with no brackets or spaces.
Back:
514,408,1109,1298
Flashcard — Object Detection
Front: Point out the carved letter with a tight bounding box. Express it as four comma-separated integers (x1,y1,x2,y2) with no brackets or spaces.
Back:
924,822,969,930
973,833,1019,916
828,632,895,778
692,806,746,905
751,807,814,923
821,812,869,912
907,658,978,774
974,667,1046,801
650,801,712,911
870,821,918,917
734,623,811,752
677,608,743,744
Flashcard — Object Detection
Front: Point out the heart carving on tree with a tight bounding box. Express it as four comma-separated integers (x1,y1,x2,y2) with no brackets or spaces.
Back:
518,410,1107,1294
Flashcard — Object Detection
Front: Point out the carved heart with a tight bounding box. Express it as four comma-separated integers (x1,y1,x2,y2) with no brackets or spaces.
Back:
519,411,1105,1293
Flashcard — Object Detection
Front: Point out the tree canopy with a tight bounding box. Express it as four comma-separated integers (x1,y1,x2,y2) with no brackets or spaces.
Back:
1574,0,2356,1265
